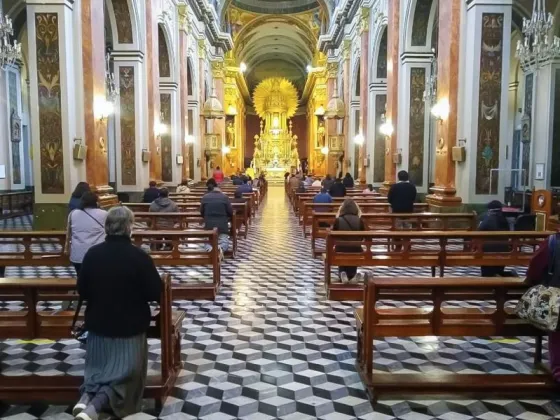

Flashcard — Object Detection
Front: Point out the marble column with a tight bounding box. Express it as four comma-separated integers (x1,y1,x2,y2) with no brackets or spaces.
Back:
146,0,161,182
81,0,112,197
340,49,350,176
454,0,512,205
380,0,399,195
1,65,25,190
528,60,560,189
179,23,189,181
26,0,84,228
358,7,370,184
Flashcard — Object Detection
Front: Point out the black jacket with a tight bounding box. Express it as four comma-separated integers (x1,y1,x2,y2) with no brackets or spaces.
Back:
342,176,354,188
200,190,233,234
333,214,365,253
478,210,511,276
388,182,417,213
329,182,347,198
143,187,160,203
78,236,162,338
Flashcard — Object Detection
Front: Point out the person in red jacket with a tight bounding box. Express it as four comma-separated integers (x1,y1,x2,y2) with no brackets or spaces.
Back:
213,166,224,184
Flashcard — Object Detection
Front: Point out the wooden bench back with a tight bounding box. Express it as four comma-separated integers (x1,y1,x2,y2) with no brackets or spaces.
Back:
296,194,388,215
311,212,478,257
0,232,68,271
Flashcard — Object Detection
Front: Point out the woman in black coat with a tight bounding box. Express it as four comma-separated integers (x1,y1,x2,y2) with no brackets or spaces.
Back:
333,199,365,283
342,172,354,188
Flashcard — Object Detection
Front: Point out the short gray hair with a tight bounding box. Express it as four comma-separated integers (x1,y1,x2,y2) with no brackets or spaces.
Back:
105,206,135,236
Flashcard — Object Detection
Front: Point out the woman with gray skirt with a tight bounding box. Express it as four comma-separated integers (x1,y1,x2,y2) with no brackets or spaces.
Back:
74,206,162,420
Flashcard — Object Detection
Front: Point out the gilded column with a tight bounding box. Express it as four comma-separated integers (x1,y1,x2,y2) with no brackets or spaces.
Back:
325,61,339,177
146,0,161,182
380,0,399,195
81,0,113,198
358,7,370,184
453,0,512,205
211,59,226,174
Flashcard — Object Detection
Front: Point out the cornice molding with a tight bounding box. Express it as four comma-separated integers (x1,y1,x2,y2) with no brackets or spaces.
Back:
318,0,361,52
187,0,233,51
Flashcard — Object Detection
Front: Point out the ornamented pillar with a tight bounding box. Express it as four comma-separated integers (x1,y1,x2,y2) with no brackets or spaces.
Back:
198,40,209,180
380,0,399,195
81,0,114,200
26,0,83,229
146,0,161,182
453,0,512,205
358,7,370,184
211,59,226,173
340,42,350,176
179,6,190,181
325,61,339,176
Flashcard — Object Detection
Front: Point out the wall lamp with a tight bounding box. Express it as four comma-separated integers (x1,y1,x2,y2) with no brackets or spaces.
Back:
431,98,450,122
95,98,114,122
354,133,365,146
380,121,394,137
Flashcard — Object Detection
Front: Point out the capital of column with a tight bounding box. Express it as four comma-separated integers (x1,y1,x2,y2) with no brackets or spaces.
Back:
198,39,207,60
359,6,371,35
178,4,191,34
326,61,339,79
211,59,225,79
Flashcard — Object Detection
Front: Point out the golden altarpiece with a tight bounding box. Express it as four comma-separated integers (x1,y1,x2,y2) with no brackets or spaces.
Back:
252,78,300,180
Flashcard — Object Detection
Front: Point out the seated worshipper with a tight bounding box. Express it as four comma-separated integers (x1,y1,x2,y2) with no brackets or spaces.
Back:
333,199,366,283
312,178,322,187
284,172,290,184
322,174,334,191
296,178,307,193
201,178,233,257
289,172,300,192
236,177,253,194
526,232,560,382
176,179,190,194
232,174,243,185
66,191,108,275
149,188,179,229
329,177,347,198
388,170,417,213
363,184,375,194
313,187,333,225
478,200,515,277
232,191,247,205
69,182,91,212
342,172,355,188
304,175,314,187
142,181,160,203
74,206,162,420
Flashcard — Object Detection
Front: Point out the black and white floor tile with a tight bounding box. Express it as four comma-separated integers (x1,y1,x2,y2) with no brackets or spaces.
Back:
0,190,560,419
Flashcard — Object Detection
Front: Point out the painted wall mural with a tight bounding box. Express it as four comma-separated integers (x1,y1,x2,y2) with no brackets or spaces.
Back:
376,29,387,79
8,72,21,185
374,94,386,183
409,68,425,187
411,0,433,46
521,72,533,187
475,13,503,195
111,0,133,43
119,67,136,185
158,26,171,78
160,93,173,182
36,13,64,194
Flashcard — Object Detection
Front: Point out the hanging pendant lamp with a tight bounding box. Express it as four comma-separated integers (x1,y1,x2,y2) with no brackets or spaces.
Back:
202,85,224,120
324,80,345,120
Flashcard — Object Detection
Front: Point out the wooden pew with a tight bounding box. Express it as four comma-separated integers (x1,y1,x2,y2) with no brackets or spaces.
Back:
0,191,33,220
355,276,556,401
172,193,257,218
0,231,222,300
0,274,184,408
295,194,388,216
300,202,429,235
311,212,478,258
133,211,238,257
324,230,551,300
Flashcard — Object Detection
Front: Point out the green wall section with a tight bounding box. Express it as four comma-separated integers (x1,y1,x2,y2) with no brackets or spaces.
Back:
33,203,68,231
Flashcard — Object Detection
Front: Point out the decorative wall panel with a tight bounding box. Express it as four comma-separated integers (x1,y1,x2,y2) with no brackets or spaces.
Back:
376,29,387,79
36,13,64,194
160,93,173,182
158,26,171,78
551,70,560,186
119,67,136,185
8,72,21,185
411,0,432,46
475,13,503,195
112,0,133,43
521,72,533,187
408,68,425,186
374,94,386,183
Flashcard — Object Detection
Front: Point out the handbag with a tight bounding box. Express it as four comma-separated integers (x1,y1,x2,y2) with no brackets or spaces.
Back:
515,234,560,332
71,297,88,344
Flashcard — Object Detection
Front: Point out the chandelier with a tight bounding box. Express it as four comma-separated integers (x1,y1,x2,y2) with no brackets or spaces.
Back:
105,52,119,102
0,12,21,68
423,48,437,105
516,0,560,72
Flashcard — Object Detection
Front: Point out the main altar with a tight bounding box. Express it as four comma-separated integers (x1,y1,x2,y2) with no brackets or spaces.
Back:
251,78,300,180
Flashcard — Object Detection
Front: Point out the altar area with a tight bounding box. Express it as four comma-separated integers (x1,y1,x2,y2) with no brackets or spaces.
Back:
251,78,300,178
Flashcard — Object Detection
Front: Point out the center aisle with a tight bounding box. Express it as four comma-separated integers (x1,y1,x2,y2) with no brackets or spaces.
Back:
175,186,372,419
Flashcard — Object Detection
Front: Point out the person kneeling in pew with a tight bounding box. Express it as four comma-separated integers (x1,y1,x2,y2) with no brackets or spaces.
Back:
74,206,162,420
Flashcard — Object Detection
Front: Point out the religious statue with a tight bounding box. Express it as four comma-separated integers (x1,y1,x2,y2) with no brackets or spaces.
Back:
317,121,325,148
291,136,299,168
10,109,21,143
253,135,262,160
226,120,235,147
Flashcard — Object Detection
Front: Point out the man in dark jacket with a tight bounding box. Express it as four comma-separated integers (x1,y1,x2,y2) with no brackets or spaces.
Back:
201,178,233,258
322,174,334,191
478,200,513,277
329,178,347,197
388,170,417,213
149,188,179,229
142,181,160,203
236,177,253,194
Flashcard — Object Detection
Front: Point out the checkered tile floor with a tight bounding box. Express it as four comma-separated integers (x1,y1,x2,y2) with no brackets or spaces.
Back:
1,190,560,419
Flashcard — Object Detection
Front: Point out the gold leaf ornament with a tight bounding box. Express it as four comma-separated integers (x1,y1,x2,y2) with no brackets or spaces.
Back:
253,78,299,120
